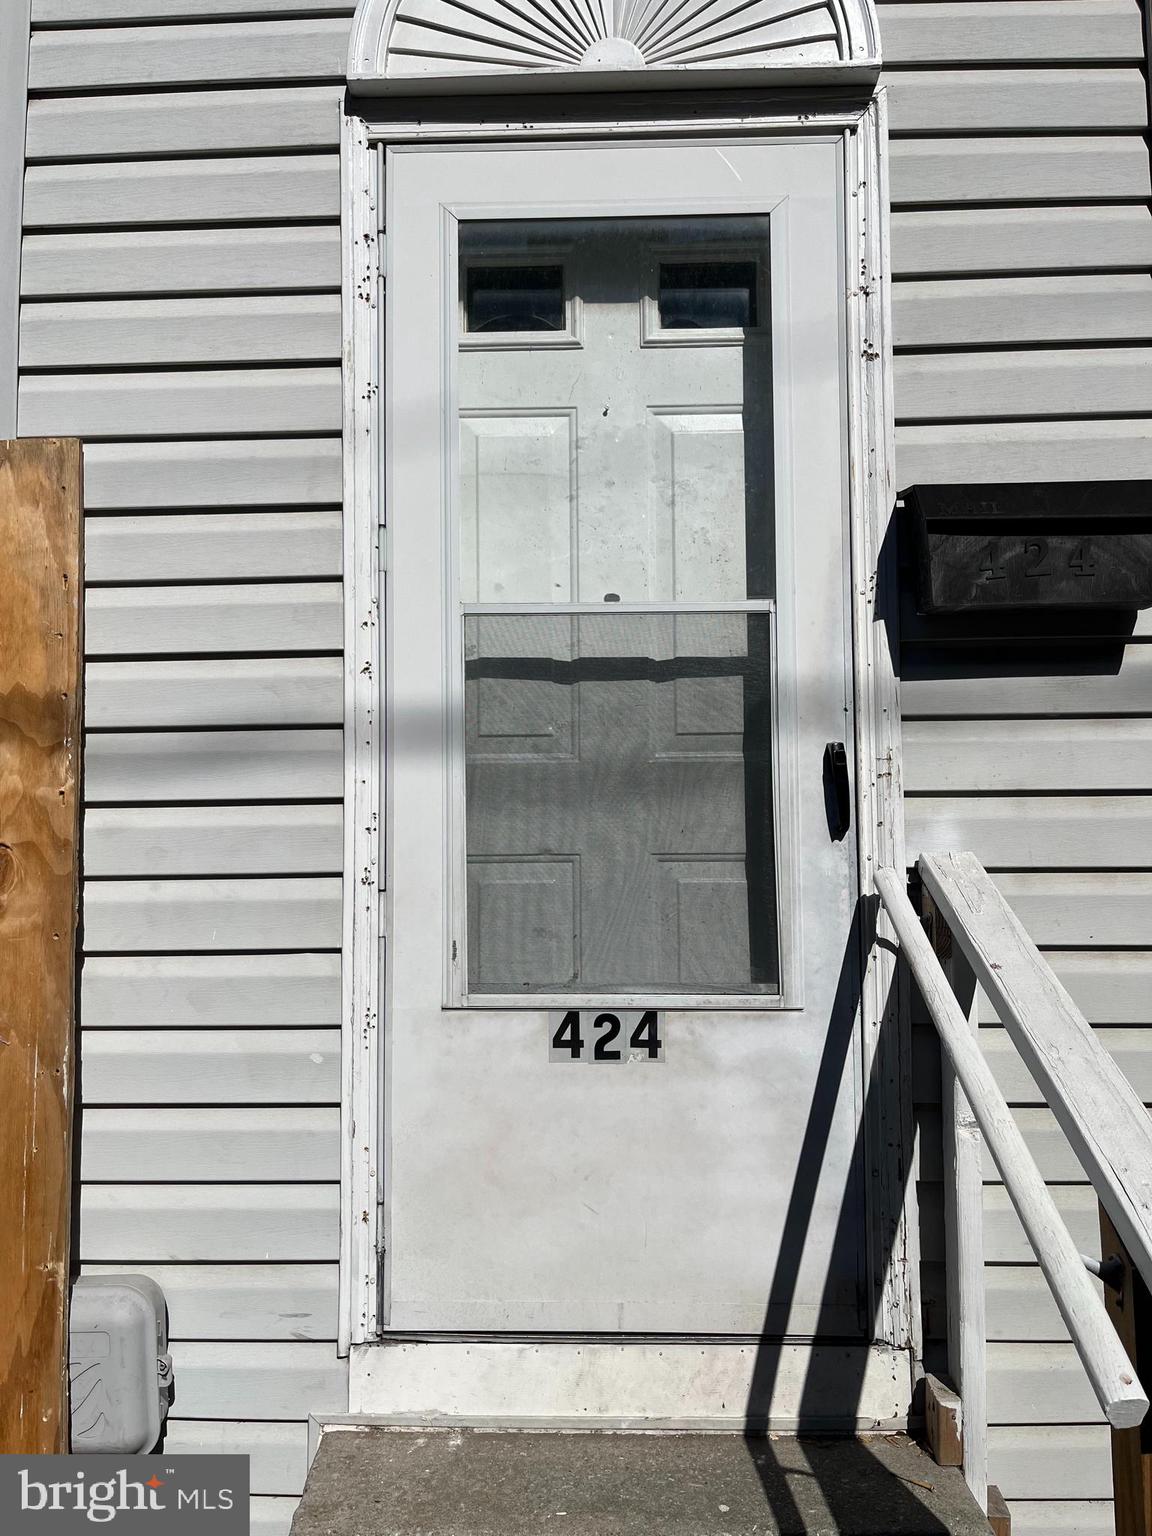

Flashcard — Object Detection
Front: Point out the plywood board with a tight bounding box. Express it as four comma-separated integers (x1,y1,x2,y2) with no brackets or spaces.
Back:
0,438,82,1453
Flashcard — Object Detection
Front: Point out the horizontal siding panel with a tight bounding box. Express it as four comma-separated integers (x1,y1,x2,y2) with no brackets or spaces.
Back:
83,876,342,951
33,1,353,17
30,20,347,90
901,642,1152,715
991,871,1152,946
895,275,1152,349
165,1340,346,1420
81,953,341,1028
906,795,1152,868
80,1263,338,1343
893,207,1152,277
86,511,342,584
984,1185,1102,1264
86,582,342,656
896,418,1152,483
78,1184,339,1260
84,439,342,510
21,367,341,438
24,156,337,228
916,1106,1085,1182
27,86,340,160
890,136,1151,206
86,658,343,728
915,1025,1152,1105
251,1498,299,1536
881,1,1142,65
885,66,1147,132
988,1342,1105,1424
1008,1505,1113,1536
904,719,1152,793
924,1262,1075,1344
163,1421,309,1496
22,228,340,298
81,1107,339,1180
986,1266,1070,1343
80,1032,341,1105
989,1425,1112,1500
85,806,342,876
23,296,340,368
910,951,1152,1027
29,19,349,89
85,729,343,803
896,347,1152,420
920,1183,1100,1264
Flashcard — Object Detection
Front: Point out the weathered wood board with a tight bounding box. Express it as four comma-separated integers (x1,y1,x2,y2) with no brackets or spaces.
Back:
0,438,82,1453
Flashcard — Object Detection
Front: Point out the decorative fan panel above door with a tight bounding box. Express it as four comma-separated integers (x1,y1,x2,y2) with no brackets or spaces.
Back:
348,0,881,91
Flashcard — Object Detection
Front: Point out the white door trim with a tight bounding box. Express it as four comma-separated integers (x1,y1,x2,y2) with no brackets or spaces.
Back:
339,93,912,1369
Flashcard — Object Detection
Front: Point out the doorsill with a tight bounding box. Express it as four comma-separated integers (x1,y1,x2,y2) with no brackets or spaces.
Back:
347,1338,914,1432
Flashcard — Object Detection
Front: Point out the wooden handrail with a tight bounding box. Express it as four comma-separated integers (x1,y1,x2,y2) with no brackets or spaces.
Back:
921,850,1152,1306
875,865,1149,1430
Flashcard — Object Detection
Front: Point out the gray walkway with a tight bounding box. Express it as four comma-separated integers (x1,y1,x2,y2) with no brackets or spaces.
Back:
292,1427,992,1536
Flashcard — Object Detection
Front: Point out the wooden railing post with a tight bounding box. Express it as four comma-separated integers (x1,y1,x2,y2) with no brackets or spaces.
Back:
1102,1205,1152,1536
0,438,83,1453
931,896,989,1514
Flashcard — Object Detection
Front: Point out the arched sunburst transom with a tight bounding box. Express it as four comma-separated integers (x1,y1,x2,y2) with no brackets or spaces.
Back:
349,0,880,92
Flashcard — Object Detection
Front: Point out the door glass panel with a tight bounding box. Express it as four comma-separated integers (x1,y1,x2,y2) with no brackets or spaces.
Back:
458,215,778,998
658,260,759,329
458,217,773,606
464,263,565,333
465,612,778,995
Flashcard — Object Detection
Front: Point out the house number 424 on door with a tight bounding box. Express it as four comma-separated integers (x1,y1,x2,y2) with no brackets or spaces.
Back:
549,1011,664,1064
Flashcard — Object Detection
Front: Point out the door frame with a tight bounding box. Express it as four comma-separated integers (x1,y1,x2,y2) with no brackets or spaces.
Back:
338,91,913,1369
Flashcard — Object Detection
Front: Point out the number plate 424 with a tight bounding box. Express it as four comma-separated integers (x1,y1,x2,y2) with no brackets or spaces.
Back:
549,1010,664,1064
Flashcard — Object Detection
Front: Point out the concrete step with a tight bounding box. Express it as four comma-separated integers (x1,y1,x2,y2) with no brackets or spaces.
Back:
292,1427,993,1535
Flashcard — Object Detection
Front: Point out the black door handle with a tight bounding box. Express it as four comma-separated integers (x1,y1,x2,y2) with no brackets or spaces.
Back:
824,741,851,841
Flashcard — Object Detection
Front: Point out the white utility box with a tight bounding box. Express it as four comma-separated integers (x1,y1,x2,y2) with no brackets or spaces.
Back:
69,1275,173,1453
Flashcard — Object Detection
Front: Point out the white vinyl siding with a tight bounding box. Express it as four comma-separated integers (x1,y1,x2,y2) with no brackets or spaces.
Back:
17,8,353,1532
888,8,1150,1533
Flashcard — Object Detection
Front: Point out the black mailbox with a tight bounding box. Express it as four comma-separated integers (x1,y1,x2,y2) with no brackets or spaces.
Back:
905,481,1152,614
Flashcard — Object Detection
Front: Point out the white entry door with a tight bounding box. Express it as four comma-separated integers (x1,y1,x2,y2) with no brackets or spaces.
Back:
384,139,863,1336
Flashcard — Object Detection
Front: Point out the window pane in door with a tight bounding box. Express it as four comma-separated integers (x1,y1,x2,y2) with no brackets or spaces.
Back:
464,612,779,995
458,217,773,604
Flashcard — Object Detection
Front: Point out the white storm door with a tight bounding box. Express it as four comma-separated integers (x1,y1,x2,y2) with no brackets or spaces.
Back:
384,140,863,1335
